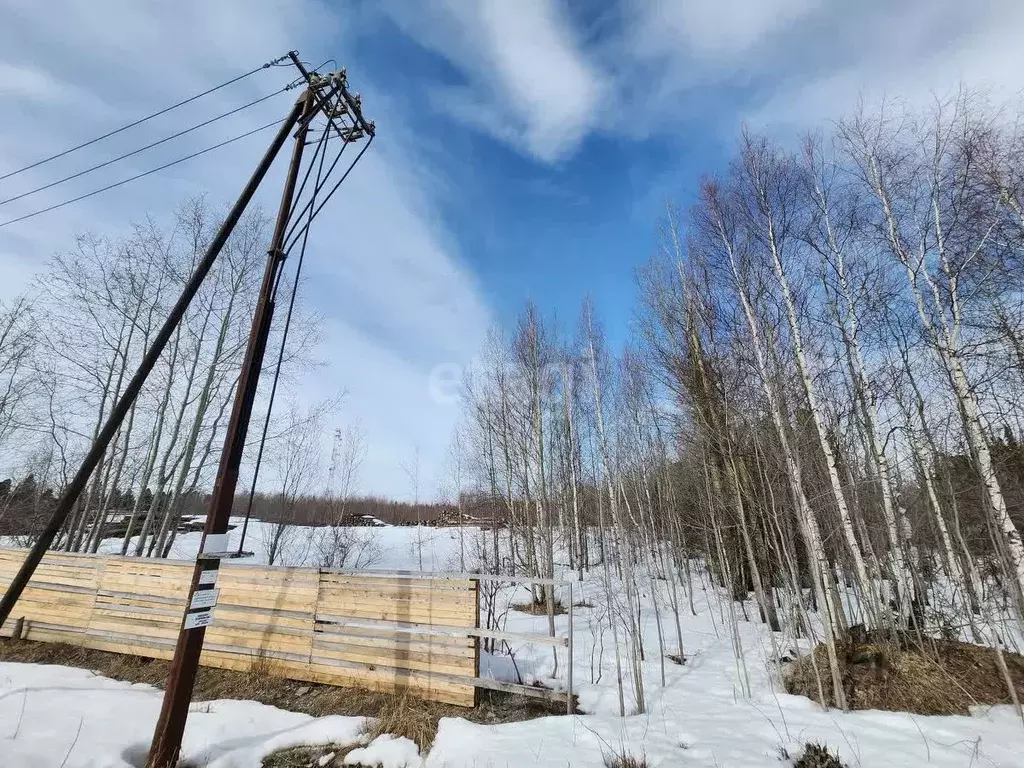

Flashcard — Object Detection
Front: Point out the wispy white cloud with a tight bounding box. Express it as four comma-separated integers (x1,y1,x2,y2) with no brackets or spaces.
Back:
625,0,819,65
615,0,1024,135
382,0,605,162
746,0,1024,130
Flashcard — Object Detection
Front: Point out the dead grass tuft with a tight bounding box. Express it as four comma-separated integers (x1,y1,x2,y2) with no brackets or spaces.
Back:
369,692,439,752
793,742,846,768
602,750,648,768
261,743,359,768
785,631,1024,715
511,598,567,616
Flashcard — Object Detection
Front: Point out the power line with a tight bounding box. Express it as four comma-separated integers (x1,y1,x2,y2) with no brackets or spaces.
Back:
284,134,373,254
0,119,284,228
235,119,333,556
0,53,293,182
0,86,297,207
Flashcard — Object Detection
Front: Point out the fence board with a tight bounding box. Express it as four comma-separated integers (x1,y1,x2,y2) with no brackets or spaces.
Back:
0,548,478,706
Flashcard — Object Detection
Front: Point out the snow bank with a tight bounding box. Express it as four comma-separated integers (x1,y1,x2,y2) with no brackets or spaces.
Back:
0,662,365,768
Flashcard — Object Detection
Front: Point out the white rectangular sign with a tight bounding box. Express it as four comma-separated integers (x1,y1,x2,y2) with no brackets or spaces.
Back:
198,569,218,586
184,609,214,630
190,589,219,610
201,533,230,555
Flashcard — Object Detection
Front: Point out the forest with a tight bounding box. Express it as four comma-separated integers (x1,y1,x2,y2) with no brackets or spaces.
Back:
2,91,1024,712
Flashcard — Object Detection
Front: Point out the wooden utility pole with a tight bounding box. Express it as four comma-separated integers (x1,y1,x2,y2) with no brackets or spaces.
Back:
144,89,317,768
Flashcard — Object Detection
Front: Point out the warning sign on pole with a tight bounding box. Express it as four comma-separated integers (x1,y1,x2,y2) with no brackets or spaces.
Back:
190,589,219,610
183,610,214,630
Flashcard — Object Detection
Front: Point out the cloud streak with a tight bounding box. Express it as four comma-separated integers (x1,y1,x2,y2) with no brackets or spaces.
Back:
383,0,605,162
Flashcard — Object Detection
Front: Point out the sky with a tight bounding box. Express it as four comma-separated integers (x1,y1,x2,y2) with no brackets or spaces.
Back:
1,0,1022,500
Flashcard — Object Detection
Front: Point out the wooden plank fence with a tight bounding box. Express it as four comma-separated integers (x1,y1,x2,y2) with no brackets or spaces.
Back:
0,549,479,706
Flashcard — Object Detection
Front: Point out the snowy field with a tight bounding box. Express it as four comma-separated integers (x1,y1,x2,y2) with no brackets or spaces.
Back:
3,521,1024,766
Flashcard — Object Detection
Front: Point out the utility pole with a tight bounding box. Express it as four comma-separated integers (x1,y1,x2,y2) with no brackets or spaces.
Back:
146,60,373,767
144,89,316,768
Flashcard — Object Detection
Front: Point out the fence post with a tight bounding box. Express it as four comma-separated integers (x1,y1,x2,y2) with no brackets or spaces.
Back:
474,577,481,708
567,581,574,715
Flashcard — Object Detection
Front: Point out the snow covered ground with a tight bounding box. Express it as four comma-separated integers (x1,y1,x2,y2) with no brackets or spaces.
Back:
3,521,1024,766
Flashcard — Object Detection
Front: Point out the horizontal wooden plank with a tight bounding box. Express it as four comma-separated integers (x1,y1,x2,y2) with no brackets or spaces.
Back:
313,628,476,658
311,643,473,677
218,591,320,605
204,630,313,656
93,605,183,623
317,574,475,592
16,572,100,588
219,561,319,575
215,605,312,630
313,602,475,625
17,620,89,636
18,563,101,578
313,631,476,658
88,618,182,639
97,591,185,608
198,649,312,676
315,584,474,600
80,636,176,659
315,589,475,614
98,575,191,591
220,569,320,583
96,595,184,612
304,663,474,707
19,626,88,644
17,591,94,609
100,561,183,575
16,582,96,596
13,596,93,612
469,675,567,702
12,610,93,627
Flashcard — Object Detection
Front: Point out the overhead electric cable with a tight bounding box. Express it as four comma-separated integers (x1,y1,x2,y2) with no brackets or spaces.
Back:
0,118,284,228
235,118,333,555
0,86,294,207
0,53,292,182
283,134,373,254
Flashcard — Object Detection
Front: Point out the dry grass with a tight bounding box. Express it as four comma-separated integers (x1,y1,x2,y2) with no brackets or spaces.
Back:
602,751,648,768
793,742,846,768
0,637,566,755
785,632,1024,715
261,745,345,767
368,693,439,752
511,598,567,616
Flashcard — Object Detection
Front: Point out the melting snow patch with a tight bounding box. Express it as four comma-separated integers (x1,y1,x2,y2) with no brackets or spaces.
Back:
343,734,420,767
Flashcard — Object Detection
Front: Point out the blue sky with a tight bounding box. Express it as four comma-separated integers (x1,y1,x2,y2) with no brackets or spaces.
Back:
1,0,1022,498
